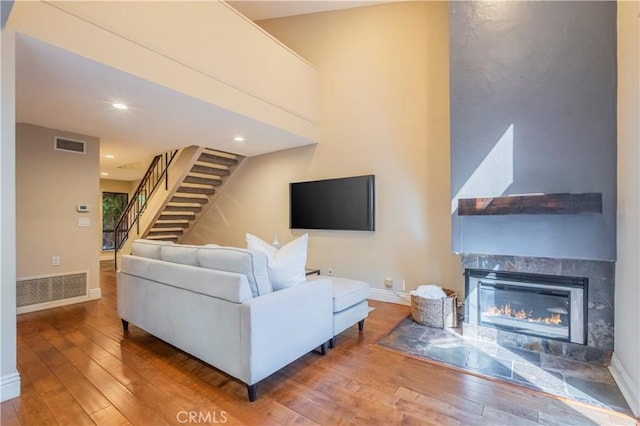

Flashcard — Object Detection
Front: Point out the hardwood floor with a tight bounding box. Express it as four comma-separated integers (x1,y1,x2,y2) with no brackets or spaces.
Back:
3,262,637,425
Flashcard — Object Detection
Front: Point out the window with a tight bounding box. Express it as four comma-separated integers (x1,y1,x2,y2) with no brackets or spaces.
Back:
102,192,128,250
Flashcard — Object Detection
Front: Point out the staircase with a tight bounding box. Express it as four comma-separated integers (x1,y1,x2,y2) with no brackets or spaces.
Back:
114,146,243,267
145,149,241,242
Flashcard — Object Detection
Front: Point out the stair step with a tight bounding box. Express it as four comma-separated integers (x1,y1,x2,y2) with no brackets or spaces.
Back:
148,228,184,236
166,201,204,207
183,175,222,186
145,235,179,242
198,152,239,167
159,213,195,221
171,196,209,204
153,221,190,228
190,164,230,177
177,186,215,195
202,147,240,158
164,205,202,212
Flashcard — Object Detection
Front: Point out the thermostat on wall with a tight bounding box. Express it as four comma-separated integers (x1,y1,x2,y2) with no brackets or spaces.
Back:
76,204,90,213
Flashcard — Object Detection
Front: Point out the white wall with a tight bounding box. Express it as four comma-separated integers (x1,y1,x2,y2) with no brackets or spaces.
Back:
6,0,319,145
611,0,640,417
0,25,20,401
184,2,461,298
16,124,101,303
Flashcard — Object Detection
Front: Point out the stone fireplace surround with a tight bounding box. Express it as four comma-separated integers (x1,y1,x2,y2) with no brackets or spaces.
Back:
461,254,614,365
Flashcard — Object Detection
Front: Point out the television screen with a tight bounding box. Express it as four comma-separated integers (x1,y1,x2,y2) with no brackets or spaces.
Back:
289,175,375,231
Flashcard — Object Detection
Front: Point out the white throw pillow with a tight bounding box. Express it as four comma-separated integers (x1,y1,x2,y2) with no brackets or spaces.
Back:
246,233,308,291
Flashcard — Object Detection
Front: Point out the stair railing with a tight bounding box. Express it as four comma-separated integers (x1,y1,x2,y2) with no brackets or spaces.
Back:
114,150,178,268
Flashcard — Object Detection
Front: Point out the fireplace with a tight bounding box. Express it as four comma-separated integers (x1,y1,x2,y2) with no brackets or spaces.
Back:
466,269,587,345
460,254,614,364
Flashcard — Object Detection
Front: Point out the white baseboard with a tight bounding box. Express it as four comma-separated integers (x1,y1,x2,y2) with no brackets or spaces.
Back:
0,372,21,402
368,288,411,306
89,287,102,300
609,352,640,417
17,287,102,314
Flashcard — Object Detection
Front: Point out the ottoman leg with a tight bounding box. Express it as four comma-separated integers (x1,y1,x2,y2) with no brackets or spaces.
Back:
358,319,365,331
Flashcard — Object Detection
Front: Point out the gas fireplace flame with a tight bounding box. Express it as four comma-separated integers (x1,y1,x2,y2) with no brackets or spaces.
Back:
484,304,563,325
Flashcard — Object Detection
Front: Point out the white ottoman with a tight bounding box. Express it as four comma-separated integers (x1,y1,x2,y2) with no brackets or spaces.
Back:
310,275,369,347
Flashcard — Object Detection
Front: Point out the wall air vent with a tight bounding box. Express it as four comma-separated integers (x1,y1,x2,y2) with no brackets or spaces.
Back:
54,136,86,154
17,272,87,308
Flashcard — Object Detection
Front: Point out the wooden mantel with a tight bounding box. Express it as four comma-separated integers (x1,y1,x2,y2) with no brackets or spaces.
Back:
457,193,603,216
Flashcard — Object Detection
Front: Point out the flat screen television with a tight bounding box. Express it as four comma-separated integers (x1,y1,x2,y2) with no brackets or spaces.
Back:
289,175,375,231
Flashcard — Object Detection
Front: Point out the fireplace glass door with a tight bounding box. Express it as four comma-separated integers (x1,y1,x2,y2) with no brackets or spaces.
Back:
478,282,571,341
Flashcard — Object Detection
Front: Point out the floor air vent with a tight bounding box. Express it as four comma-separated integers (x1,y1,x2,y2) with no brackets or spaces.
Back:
54,137,86,154
17,272,87,307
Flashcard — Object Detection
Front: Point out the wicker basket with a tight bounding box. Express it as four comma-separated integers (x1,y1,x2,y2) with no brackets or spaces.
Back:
411,289,458,328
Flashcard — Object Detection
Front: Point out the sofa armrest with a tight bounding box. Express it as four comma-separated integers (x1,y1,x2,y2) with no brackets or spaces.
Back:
240,278,333,385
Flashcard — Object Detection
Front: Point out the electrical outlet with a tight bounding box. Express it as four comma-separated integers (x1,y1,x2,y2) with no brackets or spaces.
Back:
328,268,333,276
52,256,60,266
384,277,394,288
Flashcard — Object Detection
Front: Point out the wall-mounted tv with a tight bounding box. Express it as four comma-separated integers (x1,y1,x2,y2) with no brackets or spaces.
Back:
289,175,375,231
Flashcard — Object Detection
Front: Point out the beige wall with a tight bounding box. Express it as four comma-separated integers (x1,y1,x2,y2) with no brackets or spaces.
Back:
100,178,135,194
16,123,100,293
184,2,461,295
612,0,640,416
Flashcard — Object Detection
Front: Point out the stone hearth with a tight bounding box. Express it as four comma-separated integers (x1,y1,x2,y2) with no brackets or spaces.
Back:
461,254,614,365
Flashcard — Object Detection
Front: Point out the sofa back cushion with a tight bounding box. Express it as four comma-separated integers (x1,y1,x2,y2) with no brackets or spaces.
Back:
120,255,253,303
131,239,174,259
160,244,200,266
197,246,272,297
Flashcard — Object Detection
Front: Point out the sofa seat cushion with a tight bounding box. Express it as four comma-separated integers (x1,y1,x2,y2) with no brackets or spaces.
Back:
331,277,370,313
309,276,369,313
197,246,272,297
120,255,253,303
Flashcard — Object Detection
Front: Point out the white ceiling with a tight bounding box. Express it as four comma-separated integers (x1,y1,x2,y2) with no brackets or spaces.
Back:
16,34,313,180
14,1,395,181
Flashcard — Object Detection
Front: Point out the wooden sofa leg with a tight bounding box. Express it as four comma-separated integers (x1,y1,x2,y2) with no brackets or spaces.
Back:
121,319,129,331
247,384,257,402
320,341,328,355
329,337,335,349
358,319,365,331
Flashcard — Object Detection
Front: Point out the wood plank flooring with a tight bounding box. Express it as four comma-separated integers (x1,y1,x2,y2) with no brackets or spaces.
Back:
3,261,637,425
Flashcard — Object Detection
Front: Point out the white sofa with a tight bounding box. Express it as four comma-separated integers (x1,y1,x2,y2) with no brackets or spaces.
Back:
117,240,334,401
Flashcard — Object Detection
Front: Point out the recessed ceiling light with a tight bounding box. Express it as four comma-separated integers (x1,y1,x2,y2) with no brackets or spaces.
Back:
105,154,115,159
112,103,128,110
101,172,109,176
234,136,245,142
